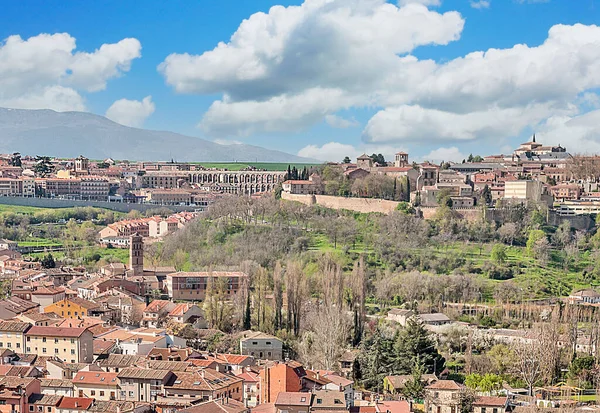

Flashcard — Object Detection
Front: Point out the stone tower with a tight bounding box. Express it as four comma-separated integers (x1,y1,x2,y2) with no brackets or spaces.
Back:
129,233,144,276
394,152,409,168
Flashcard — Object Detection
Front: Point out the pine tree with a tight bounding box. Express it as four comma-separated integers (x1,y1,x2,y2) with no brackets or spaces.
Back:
393,317,445,375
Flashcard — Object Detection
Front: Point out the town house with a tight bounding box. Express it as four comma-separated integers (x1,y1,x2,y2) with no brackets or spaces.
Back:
25,327,93,363
0,321,31,352
72,372,119,401
424,380,464,413
0,377,41,413
44,298,100,318
239,331,283,360
117,368,173,403
160,369,243,403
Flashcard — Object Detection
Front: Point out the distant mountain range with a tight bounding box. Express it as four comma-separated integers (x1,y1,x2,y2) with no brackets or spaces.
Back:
0,108,316,163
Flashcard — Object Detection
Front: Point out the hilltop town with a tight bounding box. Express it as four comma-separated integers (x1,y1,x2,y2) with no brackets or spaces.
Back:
0,138,600,413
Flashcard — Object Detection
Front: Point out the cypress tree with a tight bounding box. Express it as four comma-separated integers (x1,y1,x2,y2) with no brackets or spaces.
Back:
243,294,251,330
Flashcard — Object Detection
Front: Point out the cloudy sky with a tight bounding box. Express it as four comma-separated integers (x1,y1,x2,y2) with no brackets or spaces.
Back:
2,0,600,162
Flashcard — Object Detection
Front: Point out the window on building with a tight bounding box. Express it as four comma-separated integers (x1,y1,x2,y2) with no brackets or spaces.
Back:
16,343,19,349
54,339,58,344
91,391,95,396
70,339,75,344
29,407,33,412
481,409,486,413
71,349,75,355
42,338,46,343
42,348,46,353
54,349,59,354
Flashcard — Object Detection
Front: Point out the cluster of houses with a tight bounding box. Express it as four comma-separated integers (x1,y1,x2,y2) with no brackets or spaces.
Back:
98,212,196,247
282,137,600,216
0,154,288,204
0,233,598,413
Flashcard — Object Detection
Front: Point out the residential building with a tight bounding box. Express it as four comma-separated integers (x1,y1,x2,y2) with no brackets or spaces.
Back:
72,372,119,401
141,300,176,328
384,374,438,394
30,287,66,308
176,398,249,413
80,176,110,201
239,331,283,360
274,392,311,413
160,369,243,403
39,379,74,397
117,368,173,403
419,313,452,326
557,201,600,216
386,309,414,326
259,361,306,404
139,189,192,205
472,396,508,413
167,303,204,325
35,179,81,198
56,397,94,413
550,184,581,201
0,321,30,351
43,298,100,318
236,369,260,407
424,380,464,413
569,289,600,304
0,377,41,413
28,394,64,413
165,271,248,301
25,327,93,363
503,180,544,202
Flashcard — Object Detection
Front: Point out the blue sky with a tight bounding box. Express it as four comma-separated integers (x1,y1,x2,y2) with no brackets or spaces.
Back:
2,0,600,162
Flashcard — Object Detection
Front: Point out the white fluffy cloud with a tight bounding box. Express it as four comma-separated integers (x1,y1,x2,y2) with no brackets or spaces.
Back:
539,110,600,154
299,142,361,162
398,0,441,6
105,96,155,128
160,0,463,136
200,88,358,136
422,147,466,163
470,0,490,9
325,114,360,129
363,102,576,143
159,0,600,155
0,33,141,112
298,142,404,162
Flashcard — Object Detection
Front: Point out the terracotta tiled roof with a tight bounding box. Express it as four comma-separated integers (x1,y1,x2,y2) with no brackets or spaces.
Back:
58,397,94,410
473,396,508,407
26,326,88,338
275,392,311,406
426,380,463,390
73,372,119,385
0,321,31,332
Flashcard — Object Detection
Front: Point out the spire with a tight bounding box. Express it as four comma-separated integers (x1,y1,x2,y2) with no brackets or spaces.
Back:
533,134,536,143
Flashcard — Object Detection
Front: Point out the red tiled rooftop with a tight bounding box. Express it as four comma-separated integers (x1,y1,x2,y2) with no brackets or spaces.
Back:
26,326,88,338
57,397,94,410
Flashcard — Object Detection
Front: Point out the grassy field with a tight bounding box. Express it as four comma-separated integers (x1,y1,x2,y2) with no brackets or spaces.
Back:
0,204,49,214
192,162,320,171
27,246,130,264
18,238,63,248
